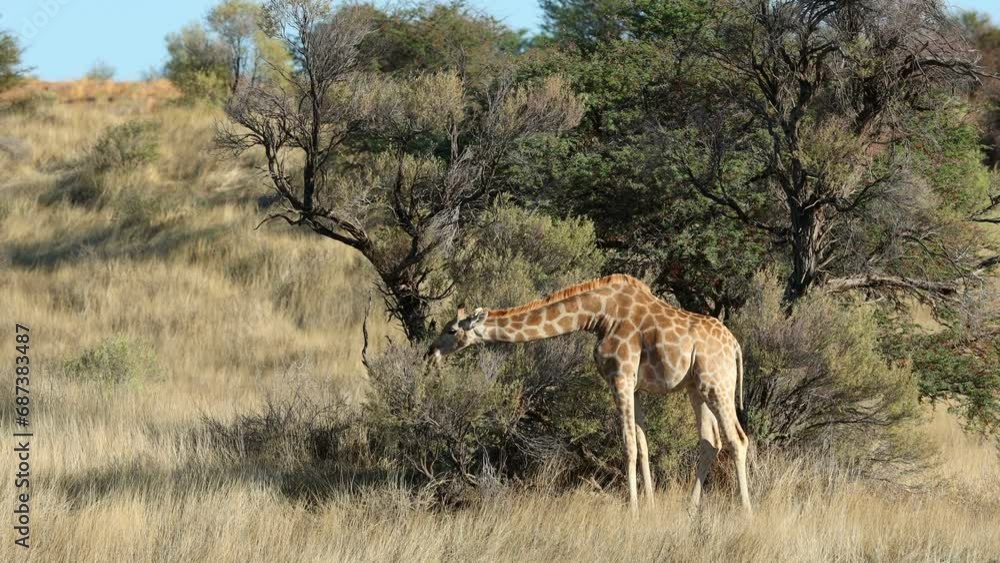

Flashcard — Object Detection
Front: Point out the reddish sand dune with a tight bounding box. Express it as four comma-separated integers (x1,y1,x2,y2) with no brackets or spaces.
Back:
1,78,181,111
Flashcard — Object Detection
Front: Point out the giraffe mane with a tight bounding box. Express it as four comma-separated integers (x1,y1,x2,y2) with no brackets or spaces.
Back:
486,274,651,318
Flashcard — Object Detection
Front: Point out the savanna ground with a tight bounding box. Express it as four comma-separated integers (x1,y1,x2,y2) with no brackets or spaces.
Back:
1,82,998,563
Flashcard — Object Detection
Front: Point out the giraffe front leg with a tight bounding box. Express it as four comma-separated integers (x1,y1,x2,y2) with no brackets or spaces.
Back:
611,373,638,513
688,387,720,512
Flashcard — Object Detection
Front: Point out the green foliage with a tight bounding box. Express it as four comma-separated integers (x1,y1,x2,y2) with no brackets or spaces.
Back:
164,23,230,101
907,103,991,215
111,188,168,231
41,170,104,208
882,312,1000,439
207,0,260,45
165,0,289,100
63,336,159,386
208,0,270,91
365,334,694,500
0,32,23,93
368,2,526,88
539,0,709,52
730,271,925,467
451,201,604,309
91,121,161,173
513,0,756,315
963,11,1000,167
909,331,1000,437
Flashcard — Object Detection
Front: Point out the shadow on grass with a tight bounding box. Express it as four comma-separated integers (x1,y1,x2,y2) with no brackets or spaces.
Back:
5,223,228,269
54,458,396,509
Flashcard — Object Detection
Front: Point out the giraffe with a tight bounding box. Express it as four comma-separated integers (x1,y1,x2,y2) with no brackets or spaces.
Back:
428,274,751,514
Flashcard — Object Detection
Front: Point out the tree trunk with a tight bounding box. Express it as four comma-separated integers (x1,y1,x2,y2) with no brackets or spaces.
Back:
380,272,431,342
303,157,316,210
786,203,819,302
394,288,431,342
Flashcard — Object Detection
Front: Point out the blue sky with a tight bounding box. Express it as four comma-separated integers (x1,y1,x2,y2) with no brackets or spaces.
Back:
0,0,995,81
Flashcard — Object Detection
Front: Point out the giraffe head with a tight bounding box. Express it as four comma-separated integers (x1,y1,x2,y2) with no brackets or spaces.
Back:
427,306,488,361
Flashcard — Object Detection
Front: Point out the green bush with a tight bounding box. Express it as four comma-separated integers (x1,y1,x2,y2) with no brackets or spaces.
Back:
63,336,159,386
42,121,162,211
365,345,523,496
110,188,168,231
203,390,353,465
729,271,925,468
41,169,106,208
91,121,160,173
364,332,696,502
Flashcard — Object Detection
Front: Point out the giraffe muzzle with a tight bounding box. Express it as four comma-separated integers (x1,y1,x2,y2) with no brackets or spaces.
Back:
425,346,443,365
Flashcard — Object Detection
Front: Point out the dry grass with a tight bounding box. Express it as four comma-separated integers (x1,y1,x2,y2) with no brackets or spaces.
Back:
0,87,998,562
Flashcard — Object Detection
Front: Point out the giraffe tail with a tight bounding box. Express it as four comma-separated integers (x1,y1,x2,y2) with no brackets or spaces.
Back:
736,344,745,414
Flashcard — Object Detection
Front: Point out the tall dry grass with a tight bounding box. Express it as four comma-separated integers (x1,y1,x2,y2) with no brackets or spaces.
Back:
0,89,998,562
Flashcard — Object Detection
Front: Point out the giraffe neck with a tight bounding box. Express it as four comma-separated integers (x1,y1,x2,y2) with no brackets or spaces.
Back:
481,290,611,343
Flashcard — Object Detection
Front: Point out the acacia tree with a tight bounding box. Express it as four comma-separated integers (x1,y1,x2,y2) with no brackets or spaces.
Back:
219,0,582,340
207,0,264,94
0,31,24,93
164,23,231,99
165,0,288,100
677,0,996,302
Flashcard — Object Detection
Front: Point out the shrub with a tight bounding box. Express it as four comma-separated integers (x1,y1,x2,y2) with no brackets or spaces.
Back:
0,91,57,116
91,121,160,172
42,120,163,210
729,271,925,468
41,169,107,208
203,390,354,465
365,335,696,501
110,187,169,231
85,60,116,81
365,344,524,497
63,335,159,386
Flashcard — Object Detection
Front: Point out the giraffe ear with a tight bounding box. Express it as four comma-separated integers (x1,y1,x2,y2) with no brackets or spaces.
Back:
471,307,487,324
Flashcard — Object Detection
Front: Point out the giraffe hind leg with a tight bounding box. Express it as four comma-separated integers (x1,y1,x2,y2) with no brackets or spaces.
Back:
703,383,752,514
635,401,654,507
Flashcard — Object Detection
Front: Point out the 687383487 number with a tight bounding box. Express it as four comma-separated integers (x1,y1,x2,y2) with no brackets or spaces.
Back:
13,323,33,549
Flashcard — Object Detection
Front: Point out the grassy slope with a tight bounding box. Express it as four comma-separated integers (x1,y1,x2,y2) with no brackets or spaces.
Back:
0,86,998,562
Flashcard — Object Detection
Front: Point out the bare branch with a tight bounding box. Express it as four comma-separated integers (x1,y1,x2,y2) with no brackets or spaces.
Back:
361,293,373,371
